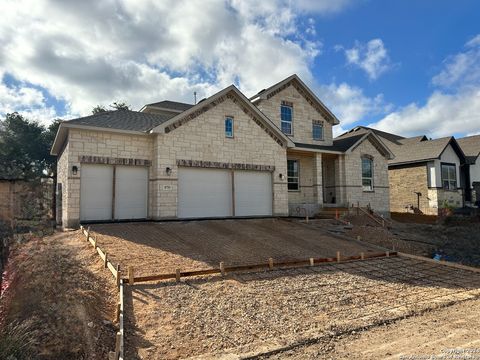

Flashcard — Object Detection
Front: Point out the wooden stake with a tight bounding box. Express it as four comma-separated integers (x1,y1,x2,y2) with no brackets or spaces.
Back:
116,264,121,288
114,331,121,359
128,266,134,285
104,251,108,268
175,268,181,282
220,262,225,276
309,258,314,266
93,235,97,249
360,252,365,260
357,235,361,241
268,258,274,270
115,302,121,323
336,251,341,262
386,251,390,257
86,226,90,241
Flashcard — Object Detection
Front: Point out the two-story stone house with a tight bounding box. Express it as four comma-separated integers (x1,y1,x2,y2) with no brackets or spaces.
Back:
51,75,393,228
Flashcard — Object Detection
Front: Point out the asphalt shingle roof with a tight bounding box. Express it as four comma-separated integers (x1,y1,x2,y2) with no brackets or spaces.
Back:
388,136,453,165
144,100,193,112
295,134,365,153
457,135,480,158
65,110,174,132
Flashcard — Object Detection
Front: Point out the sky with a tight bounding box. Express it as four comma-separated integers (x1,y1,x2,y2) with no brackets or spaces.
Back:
0,0,479,139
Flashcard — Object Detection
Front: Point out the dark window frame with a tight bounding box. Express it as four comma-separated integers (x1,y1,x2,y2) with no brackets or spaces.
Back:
441,162,457,190
225,116,234,138
361,156,374,192
280,102,293,135
287,159,300,191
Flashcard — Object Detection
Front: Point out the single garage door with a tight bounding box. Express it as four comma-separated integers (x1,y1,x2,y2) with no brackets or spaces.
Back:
114,166,148,220
80,164,113,221
178,168,232,218
234,171,272,216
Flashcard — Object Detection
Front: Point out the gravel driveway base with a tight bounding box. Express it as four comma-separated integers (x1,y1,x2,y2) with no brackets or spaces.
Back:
123,256,480,359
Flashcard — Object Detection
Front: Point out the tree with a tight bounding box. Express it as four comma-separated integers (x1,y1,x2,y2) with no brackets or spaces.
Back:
110,101,130,110
0,113,59,180
92,105,107,114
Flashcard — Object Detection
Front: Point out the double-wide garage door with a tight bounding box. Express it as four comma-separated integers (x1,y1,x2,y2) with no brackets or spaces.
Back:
80,164,148,221
177,168,272,218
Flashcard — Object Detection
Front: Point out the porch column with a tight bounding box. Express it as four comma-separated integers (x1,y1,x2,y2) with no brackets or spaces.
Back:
313,153,323,205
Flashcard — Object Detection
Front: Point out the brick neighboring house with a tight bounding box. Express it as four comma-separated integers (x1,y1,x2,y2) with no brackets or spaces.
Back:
457,135,480,204
338,127,467,215
51,75,393,228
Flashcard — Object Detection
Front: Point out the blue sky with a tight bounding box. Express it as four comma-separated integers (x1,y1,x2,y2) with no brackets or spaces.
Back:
0,0,479,138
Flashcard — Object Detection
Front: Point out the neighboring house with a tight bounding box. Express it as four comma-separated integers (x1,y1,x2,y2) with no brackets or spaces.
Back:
51,75,393,228
457,135,480,204
338,127,466,215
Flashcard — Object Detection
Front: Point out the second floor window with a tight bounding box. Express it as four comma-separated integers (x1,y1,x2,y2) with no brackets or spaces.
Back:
281,103,293,135
441,163,457,190
225,117,233,138
312,120,324,140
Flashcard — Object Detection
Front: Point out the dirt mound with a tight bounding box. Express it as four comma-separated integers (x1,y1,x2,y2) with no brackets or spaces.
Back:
0,231,117,359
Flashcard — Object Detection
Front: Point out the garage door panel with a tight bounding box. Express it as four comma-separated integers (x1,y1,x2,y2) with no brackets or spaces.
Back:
80,165,113,221
178,168,232,218
115,166,148,220
234,171,272,216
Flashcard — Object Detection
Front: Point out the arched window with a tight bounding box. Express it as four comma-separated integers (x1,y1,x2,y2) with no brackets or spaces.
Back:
361,156,374,191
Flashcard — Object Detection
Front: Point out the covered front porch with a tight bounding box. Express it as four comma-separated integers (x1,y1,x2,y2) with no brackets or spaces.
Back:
286,148,347,216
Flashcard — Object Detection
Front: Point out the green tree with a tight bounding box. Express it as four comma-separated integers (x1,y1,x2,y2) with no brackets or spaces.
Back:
0,113,59,180
92,105,107,114
110,101,130,110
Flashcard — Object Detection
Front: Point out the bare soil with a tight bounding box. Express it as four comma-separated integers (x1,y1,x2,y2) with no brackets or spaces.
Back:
0,231,118,359
343,214,480,267
89,219,379,276
264,298,480,359
124,256,480,359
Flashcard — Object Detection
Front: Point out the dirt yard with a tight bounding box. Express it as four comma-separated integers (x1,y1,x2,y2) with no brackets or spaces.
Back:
343,214,480,267
265,298,480,359
89,219,380,276
0,231,118,359
123,256,480,359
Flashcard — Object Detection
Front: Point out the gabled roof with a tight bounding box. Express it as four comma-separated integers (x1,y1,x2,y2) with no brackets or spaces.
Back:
296,131,394,159
389,136,465,166
250,74,340,125
50,110,169,155
141,100,194,113
151,85,295,148
457,135,480,164
338,126,406,143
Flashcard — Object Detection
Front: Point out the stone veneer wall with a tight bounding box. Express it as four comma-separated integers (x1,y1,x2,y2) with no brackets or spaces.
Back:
344,139,390,215
287,152,323,215
153,97,289,218
255,83,333,146
57,129,153,227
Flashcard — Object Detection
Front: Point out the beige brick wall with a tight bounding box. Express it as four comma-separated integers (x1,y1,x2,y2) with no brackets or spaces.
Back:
58,129,154,227
344,140,390,215
56,142,69,226
255,83,333,146
389,164,432,214
153,97,289,218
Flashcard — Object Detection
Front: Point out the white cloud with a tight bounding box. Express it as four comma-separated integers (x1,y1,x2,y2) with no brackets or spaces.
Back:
370,34,480,138
341,38,392,80
316,82,391,126
0,0,353,122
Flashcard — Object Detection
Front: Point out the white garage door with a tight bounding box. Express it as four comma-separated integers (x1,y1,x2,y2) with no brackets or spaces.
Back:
234,171,272,216
178,168,232,218
115,166,148,220
80,165,113,221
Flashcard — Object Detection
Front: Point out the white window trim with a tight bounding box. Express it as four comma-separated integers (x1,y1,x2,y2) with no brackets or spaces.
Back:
225,116,234,138
312,120,324,141
281,103,293,136
361,156,374,192
441,163,457,190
